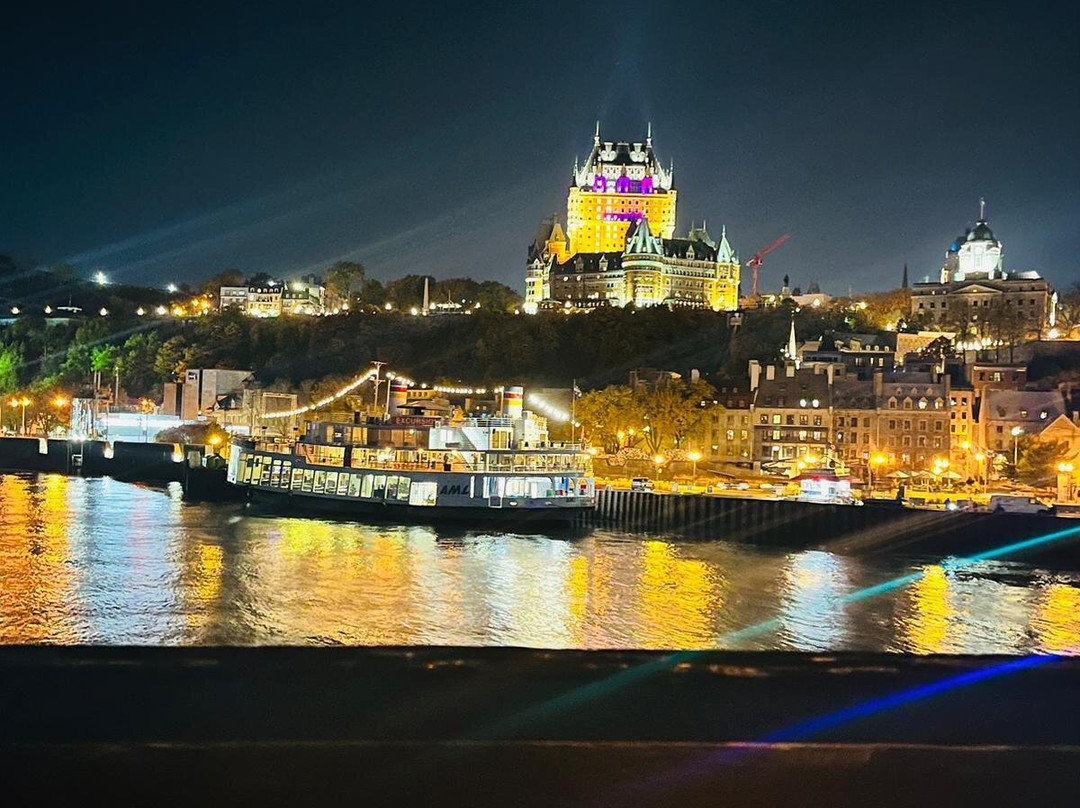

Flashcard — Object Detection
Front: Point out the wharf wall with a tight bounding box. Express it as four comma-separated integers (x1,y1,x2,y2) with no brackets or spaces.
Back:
589,488,1080,563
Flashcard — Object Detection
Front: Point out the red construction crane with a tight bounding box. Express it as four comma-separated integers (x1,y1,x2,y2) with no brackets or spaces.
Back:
746,234,790,298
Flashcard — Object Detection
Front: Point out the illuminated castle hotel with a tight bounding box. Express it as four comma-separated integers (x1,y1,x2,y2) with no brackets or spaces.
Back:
524,124,740,313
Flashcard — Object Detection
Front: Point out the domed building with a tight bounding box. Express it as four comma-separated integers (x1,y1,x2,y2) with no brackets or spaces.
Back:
940,199,1004,283
911,200,1056,341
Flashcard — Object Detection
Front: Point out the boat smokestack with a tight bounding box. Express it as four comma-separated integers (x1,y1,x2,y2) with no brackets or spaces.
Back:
389,378,409,415
504,386,524,419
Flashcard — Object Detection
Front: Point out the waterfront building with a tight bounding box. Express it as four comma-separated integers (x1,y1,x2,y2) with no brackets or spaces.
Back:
524,125,740,312
831,378,877,467
872,371,951,472
696,377,753,466
978,389,1067,454
948,386,977,475
163,368,255,422
749,361,836,467
910,201,1056,338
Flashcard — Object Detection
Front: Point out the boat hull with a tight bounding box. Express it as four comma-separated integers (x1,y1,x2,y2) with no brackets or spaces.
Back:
246,487,590,525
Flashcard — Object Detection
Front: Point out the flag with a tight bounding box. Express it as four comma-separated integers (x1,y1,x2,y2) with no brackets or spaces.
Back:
573,382,582,397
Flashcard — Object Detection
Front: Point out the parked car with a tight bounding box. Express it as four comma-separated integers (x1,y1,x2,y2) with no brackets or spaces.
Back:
987,495,1054,515
630,478,654,491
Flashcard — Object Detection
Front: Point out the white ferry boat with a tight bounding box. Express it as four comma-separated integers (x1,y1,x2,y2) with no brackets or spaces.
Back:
227,389,594,524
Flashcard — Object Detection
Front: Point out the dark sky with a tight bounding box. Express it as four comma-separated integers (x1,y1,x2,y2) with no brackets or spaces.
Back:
2,1,1077,293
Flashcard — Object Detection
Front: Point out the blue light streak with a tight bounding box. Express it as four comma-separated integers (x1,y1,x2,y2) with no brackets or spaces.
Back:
472,522,1080,740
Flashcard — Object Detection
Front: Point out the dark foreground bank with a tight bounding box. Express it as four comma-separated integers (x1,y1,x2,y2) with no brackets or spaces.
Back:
2,646,1078,806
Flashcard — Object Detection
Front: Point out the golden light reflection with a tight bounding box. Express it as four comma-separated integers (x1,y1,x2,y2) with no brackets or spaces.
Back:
636,541,718,649
0,474,80,643
1032,584,1080,655
900,565,956,654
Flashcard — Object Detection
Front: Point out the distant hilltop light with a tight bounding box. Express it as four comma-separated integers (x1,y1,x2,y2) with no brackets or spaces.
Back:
94,271,108,285
166,283,178,293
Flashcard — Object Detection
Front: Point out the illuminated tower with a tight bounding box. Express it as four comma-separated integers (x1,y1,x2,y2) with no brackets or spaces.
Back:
566,122,676,255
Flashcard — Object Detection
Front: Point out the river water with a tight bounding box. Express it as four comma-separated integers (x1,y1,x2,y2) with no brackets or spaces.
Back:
1,473,1078,652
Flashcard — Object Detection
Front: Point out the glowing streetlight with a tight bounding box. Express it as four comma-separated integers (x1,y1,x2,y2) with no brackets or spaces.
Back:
136,307,145,316
155,306,167,315
687,450,702,484
94,271,108,286
53,396,68,407
10,396,31,434
384,302,393,311
869,453,887,490
99,307,108,316
166,283,178,293
1011,426,1024,469
10,306,19,315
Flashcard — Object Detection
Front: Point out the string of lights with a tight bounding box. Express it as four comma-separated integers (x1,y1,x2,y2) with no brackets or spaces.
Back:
261,366,380,419
527,392,579,426
262,364,571,420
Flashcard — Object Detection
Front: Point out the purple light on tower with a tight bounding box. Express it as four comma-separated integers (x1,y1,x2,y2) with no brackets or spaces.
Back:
615,176,630,193
603,212,643,222
641,176,654,194
593,175,607,192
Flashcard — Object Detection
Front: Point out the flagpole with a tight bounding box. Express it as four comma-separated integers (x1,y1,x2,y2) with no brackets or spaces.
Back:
571,378,576,446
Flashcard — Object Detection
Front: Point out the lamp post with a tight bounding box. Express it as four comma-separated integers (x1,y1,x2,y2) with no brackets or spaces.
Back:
10,397,31,435
688,450,701,485
870,454,886,492
653,454,665,480
1011,426,1024,472
1059,462,1076,502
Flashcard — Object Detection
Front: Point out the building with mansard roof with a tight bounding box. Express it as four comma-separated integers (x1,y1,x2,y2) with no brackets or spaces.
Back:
910,200,1056,340
524,123,740,312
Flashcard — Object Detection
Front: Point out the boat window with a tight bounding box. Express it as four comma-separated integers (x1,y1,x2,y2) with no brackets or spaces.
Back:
313,470,327,494
325,471,339,493
337,474,351,496
361,475,374,498
290,467,303,490
385,476,398,497
408,481,438,506
373,475,387,498
396,477,411,501
301,469,314,492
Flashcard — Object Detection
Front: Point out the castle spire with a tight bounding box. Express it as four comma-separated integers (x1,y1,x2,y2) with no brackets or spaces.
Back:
646,121,652,146
594,120,600,145
902,262,909,289
979,197,986,220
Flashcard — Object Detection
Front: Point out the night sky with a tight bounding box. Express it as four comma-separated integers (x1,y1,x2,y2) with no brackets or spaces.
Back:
2,1,1077,293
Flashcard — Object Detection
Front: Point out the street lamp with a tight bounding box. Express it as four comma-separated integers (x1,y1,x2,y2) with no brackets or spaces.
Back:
1058,462,1076,502
870,453,887,491
688,450,702,484
1011,426,1024,471
653,454,665,479
10,397,30,435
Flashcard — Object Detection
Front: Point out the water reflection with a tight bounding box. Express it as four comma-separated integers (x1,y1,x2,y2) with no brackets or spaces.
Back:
0,472,1077,653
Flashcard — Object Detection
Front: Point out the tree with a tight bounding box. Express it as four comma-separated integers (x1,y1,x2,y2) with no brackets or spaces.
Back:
154,336,188,382
199,269,246,298
634,378,715,454
0,344,22,393
576,385,643,451
1013,437,1070,488
324,260,366,305
1054,282,1080,338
